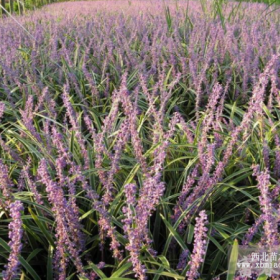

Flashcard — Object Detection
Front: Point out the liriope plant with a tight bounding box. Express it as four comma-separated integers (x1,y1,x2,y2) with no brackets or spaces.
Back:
0,1,280,280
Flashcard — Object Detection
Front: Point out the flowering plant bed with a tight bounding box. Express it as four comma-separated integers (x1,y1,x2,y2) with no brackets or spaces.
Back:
0,1,280,279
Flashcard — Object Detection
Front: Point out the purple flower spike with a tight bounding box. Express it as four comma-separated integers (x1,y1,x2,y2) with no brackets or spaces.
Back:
3,201,24,280
186,210,208,280
252,165,278,246
0,102,5,120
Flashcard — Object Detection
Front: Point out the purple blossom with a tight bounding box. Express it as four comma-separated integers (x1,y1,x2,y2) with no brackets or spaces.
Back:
37,159,88,278
0,102,5,120
124,183,137,206
0,159,13,205
21,159,43,205
19,95,42,143
177,249,190,270
3,201,24,280
186,210,208,280
252,165,278,246
242,215,264,246
102,118,130,205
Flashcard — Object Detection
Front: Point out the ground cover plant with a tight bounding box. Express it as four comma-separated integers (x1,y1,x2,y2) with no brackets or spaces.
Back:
1,0,280,279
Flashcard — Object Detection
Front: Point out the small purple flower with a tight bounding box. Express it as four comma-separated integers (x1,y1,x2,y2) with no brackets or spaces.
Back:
177,249,190,270
3,201,24,280
186,210,208,280
0,102,5,120
0,159,13,205
124,183,137,206
251,165,278,246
